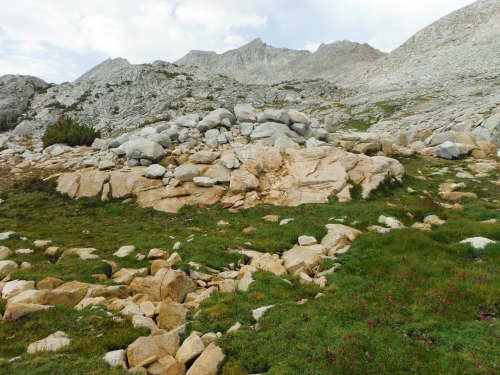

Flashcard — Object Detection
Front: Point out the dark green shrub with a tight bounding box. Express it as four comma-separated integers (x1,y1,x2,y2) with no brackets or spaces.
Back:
41,115,101,147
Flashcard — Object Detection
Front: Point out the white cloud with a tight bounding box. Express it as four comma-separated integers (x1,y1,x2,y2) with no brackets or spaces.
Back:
223,35,249,50
301,42,321,53
0,0,477,82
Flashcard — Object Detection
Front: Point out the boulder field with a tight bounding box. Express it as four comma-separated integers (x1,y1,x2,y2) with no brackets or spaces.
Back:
56,145,404,213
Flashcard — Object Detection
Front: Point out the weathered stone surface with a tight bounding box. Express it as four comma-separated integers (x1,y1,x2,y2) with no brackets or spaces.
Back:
143,164,166,179
2,280,35,300
103,349,127,369
176,114,199,128
0,260,18,279
238,250,287,276
193,177,217,187
123,139,166,162
86,284,131,299
252,305,274,321
263,109,291,124
132,315,159,332
55,145,403,213
282,245,327,274
147,133,172,148
113,245,135,258
185,343,225,375
459,237,495,249
110,168,164,198
289,109,311,125
435,141,459,160
234,103,255,122
238,271,254,292
27,331,71,354
0,246,12,260
60,247,99,260
148,356,183,375
378,215,405,229
75,297,108,310
174,164,199,182
148,248,169,260
229,169,259,191
190,150,218,164
3,302,50,321
37,277,63,290
274,135,300,151
112,268,140,285
150,268,196,302
9,288,83,307
127,332,180,368
98,160,115,171
157,299,189,331
176,331,205,364
297,235,317,246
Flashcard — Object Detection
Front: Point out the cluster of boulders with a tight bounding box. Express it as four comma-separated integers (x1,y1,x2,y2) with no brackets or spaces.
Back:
0,106,398,214
370,110,500,160
0,222,366,373
0,242,234,373
2,106,407,215
53,143,404,213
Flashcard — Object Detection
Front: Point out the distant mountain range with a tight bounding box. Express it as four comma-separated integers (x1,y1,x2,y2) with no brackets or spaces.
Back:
176,0,500,89
1,0,499,141
176,38,385,85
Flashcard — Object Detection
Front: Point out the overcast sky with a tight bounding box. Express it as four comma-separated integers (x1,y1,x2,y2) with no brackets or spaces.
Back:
0,0,475,83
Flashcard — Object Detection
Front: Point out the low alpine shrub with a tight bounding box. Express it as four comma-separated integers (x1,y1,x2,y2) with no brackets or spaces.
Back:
42,115,101,147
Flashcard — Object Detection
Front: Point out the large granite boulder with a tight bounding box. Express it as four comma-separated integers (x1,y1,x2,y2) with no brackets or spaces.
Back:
122,139,166,162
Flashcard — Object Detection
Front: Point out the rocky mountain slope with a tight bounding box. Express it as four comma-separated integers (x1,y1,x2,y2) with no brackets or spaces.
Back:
175,0,499,91
345,0,500,90
9,60,342,138
0,0,498,151
176,38,385,84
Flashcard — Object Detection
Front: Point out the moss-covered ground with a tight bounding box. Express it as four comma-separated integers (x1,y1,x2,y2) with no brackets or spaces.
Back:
0,155,498,374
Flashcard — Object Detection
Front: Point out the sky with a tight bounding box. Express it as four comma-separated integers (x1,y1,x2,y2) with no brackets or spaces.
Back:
0,0,476,83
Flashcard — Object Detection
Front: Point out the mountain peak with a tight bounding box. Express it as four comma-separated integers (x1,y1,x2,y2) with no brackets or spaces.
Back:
77,58,131,82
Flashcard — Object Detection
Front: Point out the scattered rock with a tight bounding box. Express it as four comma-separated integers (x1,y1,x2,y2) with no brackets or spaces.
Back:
252,305,274,321
176,331,205,364
378,216,405,229
435,141,459,160
127,332,180,368
113,245,135,258
297,235,317,246
157,299,189,331
150,268,196,302
27,331,70,354
185,343,225,375
459,237,495,249
143,164,166,179
103,349,127,369
0,260,18,279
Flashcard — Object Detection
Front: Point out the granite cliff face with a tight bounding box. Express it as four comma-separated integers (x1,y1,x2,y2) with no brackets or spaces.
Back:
0,75,46,131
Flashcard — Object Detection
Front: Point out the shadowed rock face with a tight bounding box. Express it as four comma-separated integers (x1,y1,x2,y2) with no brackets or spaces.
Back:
0,75,46,131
